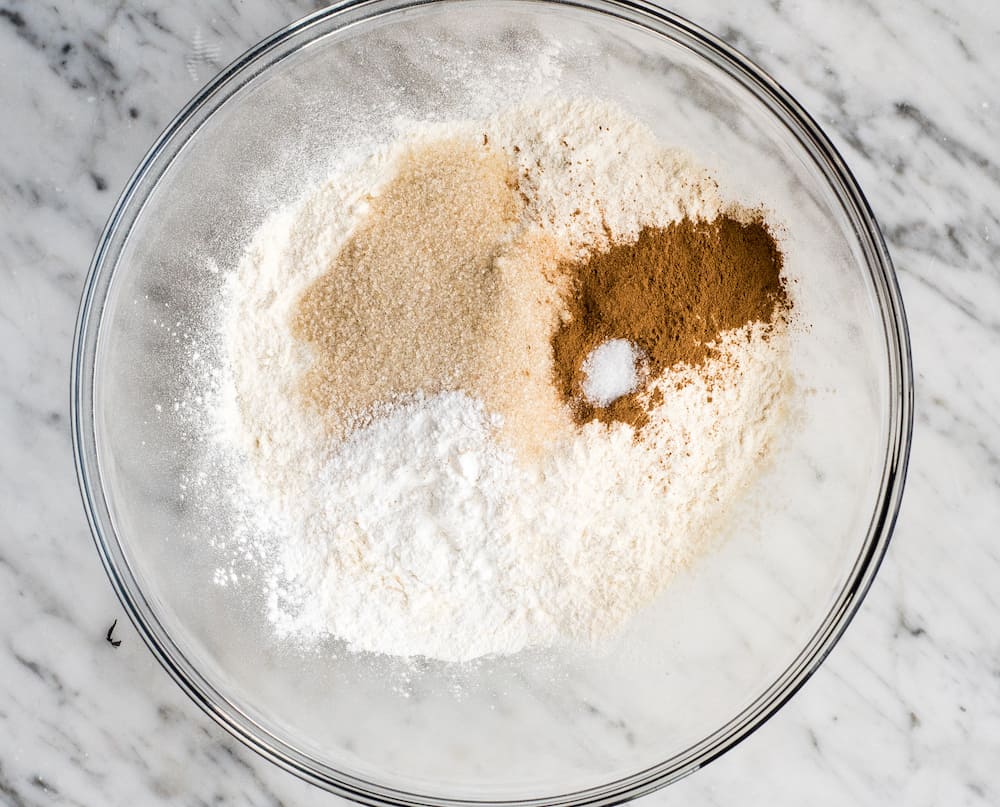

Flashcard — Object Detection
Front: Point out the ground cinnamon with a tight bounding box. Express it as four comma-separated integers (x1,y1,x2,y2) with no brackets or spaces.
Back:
551,215,789,429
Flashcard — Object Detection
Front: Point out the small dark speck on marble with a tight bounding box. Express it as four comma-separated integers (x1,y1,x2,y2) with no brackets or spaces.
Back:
105,619,121,647
30,775,57,794
129,106,140,119
898,611,927,638
90,173,107,192
946,225,969,259
61,42,72,54
157,704,183,723
807,728,821,751
0,8,26,28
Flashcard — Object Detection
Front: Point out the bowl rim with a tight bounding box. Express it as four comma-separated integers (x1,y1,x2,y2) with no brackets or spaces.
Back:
71,0,914,804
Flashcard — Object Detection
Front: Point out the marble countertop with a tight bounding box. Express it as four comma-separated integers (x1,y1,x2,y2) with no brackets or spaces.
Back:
2,0,998,804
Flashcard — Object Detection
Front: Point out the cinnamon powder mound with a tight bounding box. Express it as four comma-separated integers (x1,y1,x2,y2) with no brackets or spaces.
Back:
551,215,789,429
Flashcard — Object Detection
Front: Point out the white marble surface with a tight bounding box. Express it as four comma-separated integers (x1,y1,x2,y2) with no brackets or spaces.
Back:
1,0,998,804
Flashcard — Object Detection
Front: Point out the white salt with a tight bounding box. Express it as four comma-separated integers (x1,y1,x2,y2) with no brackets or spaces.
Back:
582,339,642,407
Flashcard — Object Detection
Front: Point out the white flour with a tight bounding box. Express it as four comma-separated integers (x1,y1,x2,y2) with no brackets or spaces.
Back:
483,100,723,255
210,99,791,662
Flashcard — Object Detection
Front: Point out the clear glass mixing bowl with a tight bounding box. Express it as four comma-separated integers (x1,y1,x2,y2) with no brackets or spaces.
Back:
71,1,912,804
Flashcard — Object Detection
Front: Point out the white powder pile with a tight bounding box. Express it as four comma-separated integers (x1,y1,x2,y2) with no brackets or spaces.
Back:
210,98,791,662
486,100,723,255
581,339,644,407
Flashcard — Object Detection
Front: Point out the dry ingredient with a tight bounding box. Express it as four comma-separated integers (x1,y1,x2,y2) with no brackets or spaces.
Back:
290,135,566,455
580,339,644,407
551,216,788,429
211,98,794,661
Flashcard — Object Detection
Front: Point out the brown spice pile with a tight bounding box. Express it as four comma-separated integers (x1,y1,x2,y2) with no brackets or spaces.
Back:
551,216,789,429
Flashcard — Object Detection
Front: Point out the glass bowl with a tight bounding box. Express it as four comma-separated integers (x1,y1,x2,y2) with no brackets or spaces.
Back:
71,0,912,804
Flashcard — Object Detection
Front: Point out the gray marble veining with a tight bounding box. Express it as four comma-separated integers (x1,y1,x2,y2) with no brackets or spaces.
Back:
1,0,998,804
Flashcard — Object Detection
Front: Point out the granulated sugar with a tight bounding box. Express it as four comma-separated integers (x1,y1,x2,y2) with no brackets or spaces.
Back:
581,339,644,407
211,98,794,661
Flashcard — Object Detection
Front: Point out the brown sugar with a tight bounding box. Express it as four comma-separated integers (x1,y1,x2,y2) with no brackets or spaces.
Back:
550,216,789,429
291,135,572,454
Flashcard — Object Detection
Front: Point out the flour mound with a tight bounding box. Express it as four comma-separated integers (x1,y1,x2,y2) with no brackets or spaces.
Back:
211,99,792,661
